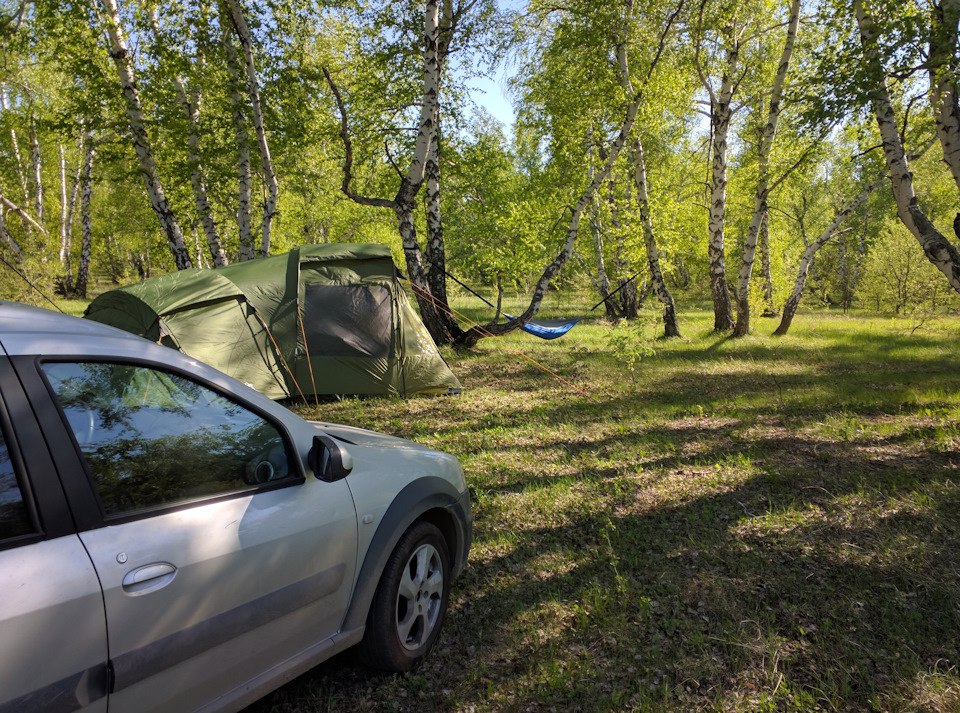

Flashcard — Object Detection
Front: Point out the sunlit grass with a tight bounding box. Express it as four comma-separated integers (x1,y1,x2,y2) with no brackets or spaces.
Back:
247,305,960,713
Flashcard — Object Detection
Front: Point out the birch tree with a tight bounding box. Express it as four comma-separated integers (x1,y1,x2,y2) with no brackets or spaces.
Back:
773,172,885,335
731,0,801,336
929,0,960,202
146,5,227,267
74,137,96,297
98,0,193,270
223,0,279,258
452,0,687,346
694,2,748,331
327,0,490,345
854,0,960,293
617,0,682,338
222,25,255,260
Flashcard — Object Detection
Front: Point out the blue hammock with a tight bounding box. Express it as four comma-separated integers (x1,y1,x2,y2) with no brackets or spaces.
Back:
503,314,583,340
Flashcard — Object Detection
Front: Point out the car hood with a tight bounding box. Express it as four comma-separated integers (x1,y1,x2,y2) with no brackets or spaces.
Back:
308,421,434,452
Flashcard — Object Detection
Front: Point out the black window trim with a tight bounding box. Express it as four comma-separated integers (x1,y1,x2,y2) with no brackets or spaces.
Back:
0,357,72,549
29,354,306,528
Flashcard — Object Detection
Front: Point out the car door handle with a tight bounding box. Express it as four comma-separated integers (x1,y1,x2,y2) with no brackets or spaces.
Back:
122,562,177,595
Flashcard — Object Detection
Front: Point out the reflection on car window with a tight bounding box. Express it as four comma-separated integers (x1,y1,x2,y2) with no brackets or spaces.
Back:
0,426,32,540
43,362,295,516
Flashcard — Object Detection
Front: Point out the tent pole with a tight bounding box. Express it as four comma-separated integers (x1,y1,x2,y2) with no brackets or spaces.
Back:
246,299,308,403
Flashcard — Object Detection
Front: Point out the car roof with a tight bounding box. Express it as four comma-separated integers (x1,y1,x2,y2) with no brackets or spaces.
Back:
0,300,147,356
0,300,298,422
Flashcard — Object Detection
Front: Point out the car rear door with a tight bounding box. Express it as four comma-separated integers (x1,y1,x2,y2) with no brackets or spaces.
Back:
20,358,358,713
0,357,108,713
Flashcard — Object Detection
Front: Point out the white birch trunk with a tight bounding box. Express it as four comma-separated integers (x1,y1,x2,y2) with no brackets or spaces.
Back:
75,141,95,298
223,29,254,261
2,83,32,237
587,143,615,318
632,137,681,337
855,0,960,293
29,117,43,225
225,0,279,258
617,1,679,337
396,0,455,344
930,0,960,199
58,144,68,265
99,0,192,270
0,186,23,254
148,9,226,267
760,210,777,316
706,43,738,331
61,133,85,295
1,83,29,208
774,172,886,335
733,0,800,337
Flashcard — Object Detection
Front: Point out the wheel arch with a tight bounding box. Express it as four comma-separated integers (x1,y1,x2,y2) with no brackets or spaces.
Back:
341,476,471,635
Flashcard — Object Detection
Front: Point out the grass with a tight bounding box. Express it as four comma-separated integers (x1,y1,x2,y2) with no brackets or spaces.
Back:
246,304,958,711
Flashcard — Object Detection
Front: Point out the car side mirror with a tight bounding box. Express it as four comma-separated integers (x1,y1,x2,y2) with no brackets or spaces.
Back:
309,434,354,482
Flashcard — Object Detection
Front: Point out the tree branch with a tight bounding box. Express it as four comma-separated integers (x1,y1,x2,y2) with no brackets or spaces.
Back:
322,66,395,211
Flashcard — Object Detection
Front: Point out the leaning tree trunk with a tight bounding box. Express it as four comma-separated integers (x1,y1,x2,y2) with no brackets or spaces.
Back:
617,1,679,337
733,0,800,337
632,137,680,337
148,9,227,267
75,141,95,299
222,28,254,261
774,172,886,335
855,0,960,292
457,88,647,347
99,0,192,270
0,186,24,254
225,0,279,258
454,0,683,347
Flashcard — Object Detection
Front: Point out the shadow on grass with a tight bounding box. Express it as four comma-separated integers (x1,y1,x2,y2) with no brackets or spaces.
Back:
248,420,960,712
250,319,960,712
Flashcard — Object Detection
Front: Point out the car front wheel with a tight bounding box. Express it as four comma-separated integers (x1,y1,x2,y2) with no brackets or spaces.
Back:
360,520,450,671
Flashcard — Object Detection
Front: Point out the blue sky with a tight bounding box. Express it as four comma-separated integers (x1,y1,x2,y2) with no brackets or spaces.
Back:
466,66,516,130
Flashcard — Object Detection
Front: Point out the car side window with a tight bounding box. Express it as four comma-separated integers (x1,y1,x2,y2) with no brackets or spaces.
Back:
0,425,33,540
43,362,296,517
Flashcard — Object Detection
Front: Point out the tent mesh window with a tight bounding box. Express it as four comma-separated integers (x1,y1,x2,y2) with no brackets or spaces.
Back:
302,285,392,359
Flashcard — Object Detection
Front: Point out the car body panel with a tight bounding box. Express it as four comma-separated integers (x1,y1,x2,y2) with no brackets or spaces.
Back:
0,536,109,713
0,301,472,713
81,479,357,713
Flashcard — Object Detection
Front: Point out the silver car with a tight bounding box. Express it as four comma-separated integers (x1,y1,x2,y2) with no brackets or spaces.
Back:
0,301,471,713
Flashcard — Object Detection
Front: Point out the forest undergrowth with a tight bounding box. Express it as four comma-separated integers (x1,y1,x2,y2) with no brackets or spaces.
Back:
247,305,960,712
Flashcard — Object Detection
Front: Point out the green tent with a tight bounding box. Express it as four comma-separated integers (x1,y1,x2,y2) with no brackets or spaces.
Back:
84,244,462,399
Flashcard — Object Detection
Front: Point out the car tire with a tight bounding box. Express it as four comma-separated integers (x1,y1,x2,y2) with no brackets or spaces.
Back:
360,520,450,672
